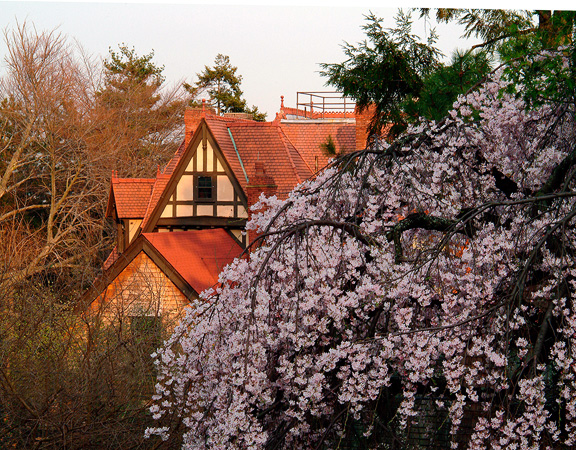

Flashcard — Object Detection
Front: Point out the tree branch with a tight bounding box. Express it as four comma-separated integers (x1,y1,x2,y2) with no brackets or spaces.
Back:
386,212,471,263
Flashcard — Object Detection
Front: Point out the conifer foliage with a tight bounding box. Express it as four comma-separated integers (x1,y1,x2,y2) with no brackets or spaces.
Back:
92,44,185,179
185,53,266,121
320,11,444,140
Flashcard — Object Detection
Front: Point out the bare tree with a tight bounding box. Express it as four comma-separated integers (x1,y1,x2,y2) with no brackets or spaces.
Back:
0,23,186,449
0,23,104,297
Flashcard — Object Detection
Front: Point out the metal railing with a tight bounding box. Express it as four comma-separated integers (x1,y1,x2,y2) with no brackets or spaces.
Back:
293,91,356,119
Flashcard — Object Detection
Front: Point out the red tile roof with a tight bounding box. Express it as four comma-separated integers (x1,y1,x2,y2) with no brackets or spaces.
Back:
107,178,155,218
143,229,243,294
279,121,355,172
107,110,357,237
95,109,361,305
204,115,246,183
103,245,119,271
140,174,171,230
205,117,314,198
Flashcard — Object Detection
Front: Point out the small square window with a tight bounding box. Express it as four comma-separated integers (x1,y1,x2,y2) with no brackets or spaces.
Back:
197,176,213,200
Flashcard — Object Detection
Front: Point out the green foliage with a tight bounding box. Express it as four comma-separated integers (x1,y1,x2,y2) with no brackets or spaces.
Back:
244,104,267,122
320,134,337,156
98,44,164,111
421,10,576,110
196,53,243,114
424,8,536,52
320,10,441,139
402,50,492,122
497,11,576,108
323,8,576,142
94,44,185,178
104,44,164,86
184,53,266,121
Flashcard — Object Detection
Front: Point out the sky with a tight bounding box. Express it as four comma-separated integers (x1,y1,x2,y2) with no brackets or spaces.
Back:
0,1,569,118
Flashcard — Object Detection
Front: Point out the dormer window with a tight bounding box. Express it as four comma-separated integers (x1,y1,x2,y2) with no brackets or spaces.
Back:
197,176,214,201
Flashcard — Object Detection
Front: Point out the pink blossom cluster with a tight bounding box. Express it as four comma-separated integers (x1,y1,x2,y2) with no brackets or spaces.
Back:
147,67,576,449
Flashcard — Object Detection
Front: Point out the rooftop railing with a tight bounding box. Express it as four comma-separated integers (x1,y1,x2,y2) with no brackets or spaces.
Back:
289,91,356,119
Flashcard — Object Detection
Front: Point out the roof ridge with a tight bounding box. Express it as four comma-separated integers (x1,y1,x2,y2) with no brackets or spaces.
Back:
140,175,171,231
207,115,269,127
226,120,272,127
276,126,303,184
277,125,314,174
112,178,156,183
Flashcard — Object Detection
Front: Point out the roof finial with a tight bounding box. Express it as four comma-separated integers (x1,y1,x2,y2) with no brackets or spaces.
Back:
280,95,284,108
157,165,160,176
202,98,206,113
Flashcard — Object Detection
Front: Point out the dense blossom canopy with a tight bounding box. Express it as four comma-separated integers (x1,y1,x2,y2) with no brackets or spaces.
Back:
148,58,576,449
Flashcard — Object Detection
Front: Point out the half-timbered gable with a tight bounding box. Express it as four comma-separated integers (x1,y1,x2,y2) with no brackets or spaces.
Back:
91,251,189,325
144,120,249,237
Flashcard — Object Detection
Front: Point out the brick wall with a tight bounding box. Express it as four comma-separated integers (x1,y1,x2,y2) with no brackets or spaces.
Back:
246,161,277,244
184,108,203,148
354,105,377,151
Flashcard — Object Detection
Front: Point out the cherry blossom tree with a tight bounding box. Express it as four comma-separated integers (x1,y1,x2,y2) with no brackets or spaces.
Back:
148,45,576,449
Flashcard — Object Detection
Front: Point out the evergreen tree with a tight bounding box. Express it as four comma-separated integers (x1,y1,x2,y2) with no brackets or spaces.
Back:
184,54,266,121
101,44,165,96
422,8,535,52
320,11,442,140
91,44,185,179
402,49,491,122
424,9,574,52
322,9,575,142
423,9,575,109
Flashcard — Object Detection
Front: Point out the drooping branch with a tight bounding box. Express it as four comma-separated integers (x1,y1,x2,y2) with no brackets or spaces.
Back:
510,204,576,314
363,300,509,340
251,219,375,254
467,27,537,52
535,148,576,202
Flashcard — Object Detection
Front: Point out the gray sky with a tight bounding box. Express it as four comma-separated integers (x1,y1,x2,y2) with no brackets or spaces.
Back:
0,1,565,117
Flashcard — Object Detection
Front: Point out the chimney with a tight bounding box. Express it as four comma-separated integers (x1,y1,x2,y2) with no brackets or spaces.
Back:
246,161,277,245
354,104,376,151
184,102,216,148
184,108,203,148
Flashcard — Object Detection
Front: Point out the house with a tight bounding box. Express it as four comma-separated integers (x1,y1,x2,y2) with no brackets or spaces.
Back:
84,93,371,325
